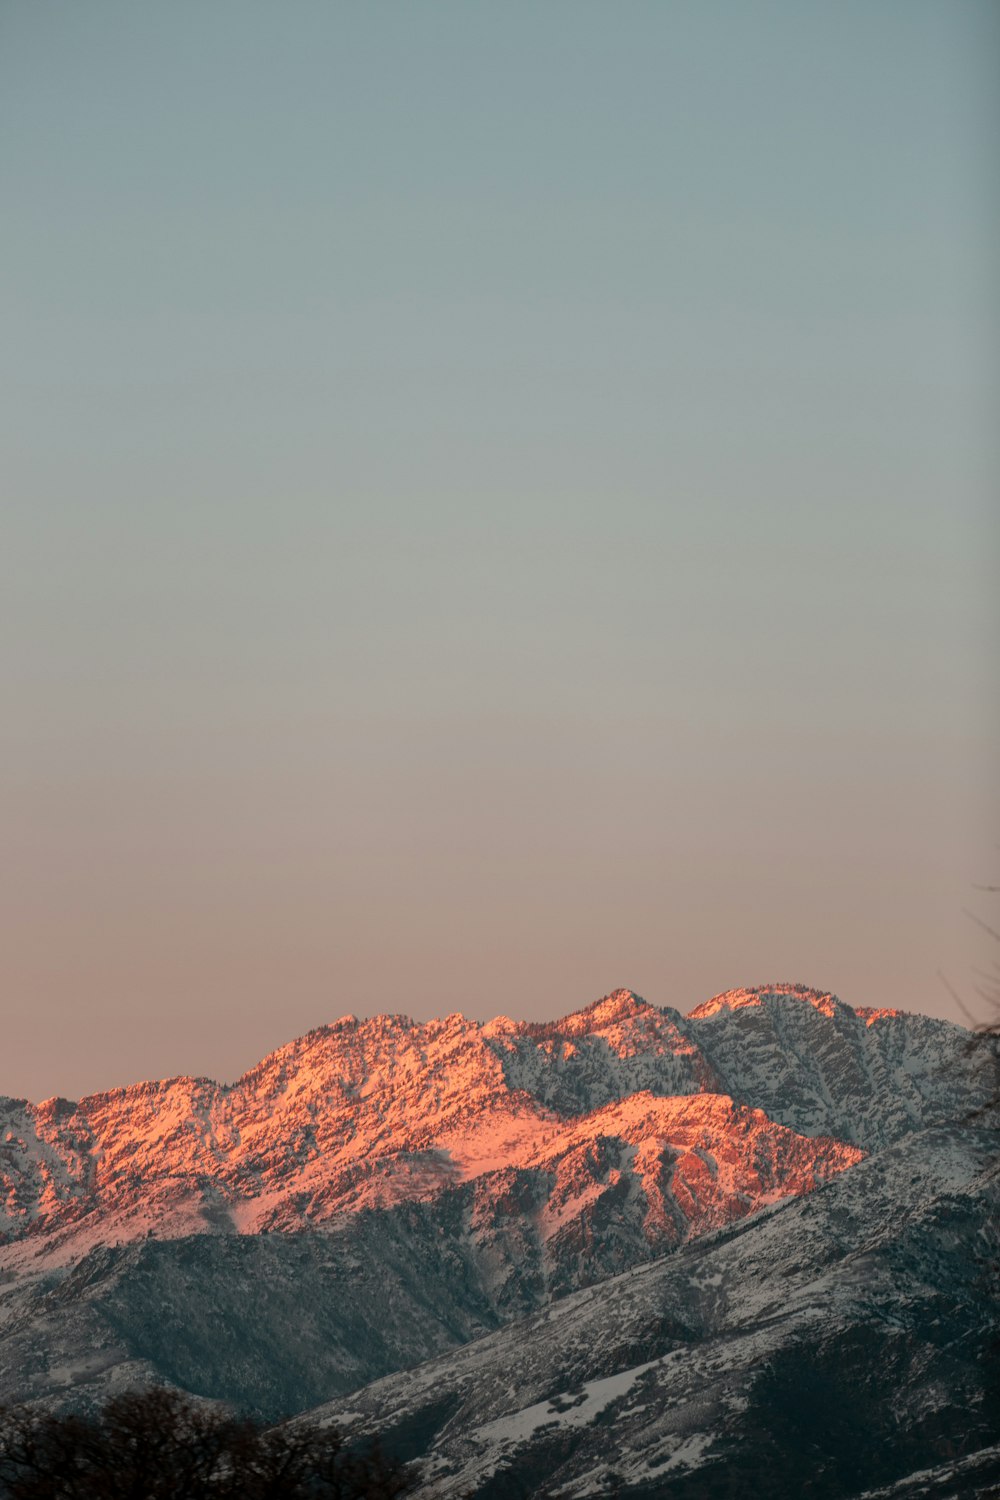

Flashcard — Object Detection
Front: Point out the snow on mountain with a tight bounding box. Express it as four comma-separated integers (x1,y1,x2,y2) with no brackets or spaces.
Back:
0,1088,862,1416
680,984,977,1148
488,984,982,1151
306,1125,1000,1499
0,984,991,1438
0,987,981,1258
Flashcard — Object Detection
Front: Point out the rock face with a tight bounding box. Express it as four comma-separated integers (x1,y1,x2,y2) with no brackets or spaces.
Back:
0,984,992,1457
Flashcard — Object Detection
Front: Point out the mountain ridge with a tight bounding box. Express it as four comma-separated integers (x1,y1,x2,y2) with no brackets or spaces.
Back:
0,985,976,1260
0,983,992,1451
18,985,908,1110
1,985,984,1258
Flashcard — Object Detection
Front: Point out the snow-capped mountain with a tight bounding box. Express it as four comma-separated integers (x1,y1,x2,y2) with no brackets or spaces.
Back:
0,986,981,1257
0,982,993,1492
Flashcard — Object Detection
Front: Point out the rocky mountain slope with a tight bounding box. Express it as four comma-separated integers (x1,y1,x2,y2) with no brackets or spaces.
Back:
0,1093,863,1418
0,984,992,1464
308,1125,1000,1499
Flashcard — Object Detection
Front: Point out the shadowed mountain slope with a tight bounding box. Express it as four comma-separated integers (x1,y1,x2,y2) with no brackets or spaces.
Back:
306,1127,1000,1499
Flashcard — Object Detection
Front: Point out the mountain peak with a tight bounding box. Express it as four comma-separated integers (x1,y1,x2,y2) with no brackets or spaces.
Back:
688,983,844,1021
561,988,654,1033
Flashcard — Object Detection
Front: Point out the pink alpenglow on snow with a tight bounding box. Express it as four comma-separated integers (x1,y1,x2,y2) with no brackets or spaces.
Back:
0,984,982,1283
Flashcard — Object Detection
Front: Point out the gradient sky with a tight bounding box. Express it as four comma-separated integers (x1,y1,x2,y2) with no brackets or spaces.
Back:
2,1,998,1103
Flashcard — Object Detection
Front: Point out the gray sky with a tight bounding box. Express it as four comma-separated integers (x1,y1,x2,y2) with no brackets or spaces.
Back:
2,1,997,1101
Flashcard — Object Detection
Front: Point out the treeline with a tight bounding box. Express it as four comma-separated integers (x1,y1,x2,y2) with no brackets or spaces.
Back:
0,1387,418,1499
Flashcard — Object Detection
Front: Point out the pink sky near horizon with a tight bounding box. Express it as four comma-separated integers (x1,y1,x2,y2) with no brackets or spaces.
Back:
1,3,997,1104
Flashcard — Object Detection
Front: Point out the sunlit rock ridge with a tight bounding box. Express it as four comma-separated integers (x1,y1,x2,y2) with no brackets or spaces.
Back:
0,985,976,1256
0,983,991,1430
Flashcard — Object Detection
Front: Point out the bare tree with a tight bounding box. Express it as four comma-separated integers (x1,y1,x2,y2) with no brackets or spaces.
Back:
0,1388,418,1500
